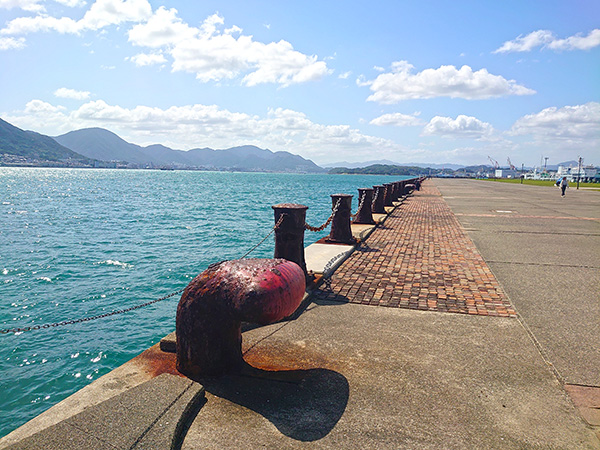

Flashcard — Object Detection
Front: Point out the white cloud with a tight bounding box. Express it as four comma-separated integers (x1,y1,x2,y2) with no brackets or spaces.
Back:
0,36,26,50
129,11,330,86
338,71,351,79
422,115,494,139
127,6,197,48
54,88,91,100
2,5,330,87
3,99,402,163
364,61,534,103
494,29,600,53
370,112,423,127
511,102,600,140
54,0,86,7
548,29,600,51
126,52,166,66
494,30,554,53
0,0,44,12
1,0,152,35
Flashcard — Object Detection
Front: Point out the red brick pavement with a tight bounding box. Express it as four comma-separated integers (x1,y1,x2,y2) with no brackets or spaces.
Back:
313,181,516,317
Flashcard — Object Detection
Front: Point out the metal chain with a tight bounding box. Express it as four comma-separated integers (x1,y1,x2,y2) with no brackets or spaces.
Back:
350,192,367,219
0,288,185,335
239,213,285,259
305,199,342,232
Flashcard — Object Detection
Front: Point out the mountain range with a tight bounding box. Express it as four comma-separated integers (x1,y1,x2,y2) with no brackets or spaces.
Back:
53,128,325,173
0,118,324,173
0,118,89,163
323,159,465,170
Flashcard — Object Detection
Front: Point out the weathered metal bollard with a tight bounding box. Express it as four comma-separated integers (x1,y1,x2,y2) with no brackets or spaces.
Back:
353,188,375,224
328,194,354,244
372,185,386,214
404,183,415,195
383,183,394,207
176,258,306,378
392,182,402,201
272,203,309,280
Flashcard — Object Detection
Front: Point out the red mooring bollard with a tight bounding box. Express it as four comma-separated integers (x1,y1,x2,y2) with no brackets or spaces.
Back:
328,193,354,244
353,188,375,224
272,203,309,281
372,185,386,214
176,258,306,378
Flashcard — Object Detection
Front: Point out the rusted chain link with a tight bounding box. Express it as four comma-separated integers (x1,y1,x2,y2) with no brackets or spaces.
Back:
0,288,185,335
239,213,285,259
350,192,367,219
305,199,342,232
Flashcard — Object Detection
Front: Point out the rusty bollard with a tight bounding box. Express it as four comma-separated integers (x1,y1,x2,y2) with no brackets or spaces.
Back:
353,188,375,224
272,203,309,281
176,258,306,378
393,182,402,201
328,194,354,244
372,185,386,214
404,183,415,195
383,183,394,207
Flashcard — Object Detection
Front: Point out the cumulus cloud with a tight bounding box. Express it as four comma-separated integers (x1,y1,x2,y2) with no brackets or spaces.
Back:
0,36,26,50
126,52,166,66
494,29,600,53
510,102,600,140
54,87,91,100
370,112,424,127
3,99,400,163
364,61,534,103
0,0,152,35
422,115,494,139
129,11,330,86
0,0,44,12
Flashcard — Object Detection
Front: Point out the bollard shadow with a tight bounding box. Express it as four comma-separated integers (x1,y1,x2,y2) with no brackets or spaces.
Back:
195,363,349,442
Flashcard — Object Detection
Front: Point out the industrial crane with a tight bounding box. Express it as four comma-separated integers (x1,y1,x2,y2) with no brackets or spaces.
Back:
487,156,499,168
507,157,516,170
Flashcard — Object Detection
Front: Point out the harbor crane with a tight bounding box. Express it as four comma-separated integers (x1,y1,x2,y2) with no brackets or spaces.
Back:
487,156,499,168
507,157,516,170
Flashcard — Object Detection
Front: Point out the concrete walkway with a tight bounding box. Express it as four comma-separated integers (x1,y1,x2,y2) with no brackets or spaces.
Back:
2,179,598,449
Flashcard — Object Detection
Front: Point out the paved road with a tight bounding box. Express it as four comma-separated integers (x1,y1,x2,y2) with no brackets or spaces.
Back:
435,178,600,387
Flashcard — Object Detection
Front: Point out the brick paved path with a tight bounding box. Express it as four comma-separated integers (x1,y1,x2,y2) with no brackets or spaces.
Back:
314,181,516,317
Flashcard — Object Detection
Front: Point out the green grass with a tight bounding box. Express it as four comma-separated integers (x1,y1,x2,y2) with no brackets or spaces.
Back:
480,178,600,189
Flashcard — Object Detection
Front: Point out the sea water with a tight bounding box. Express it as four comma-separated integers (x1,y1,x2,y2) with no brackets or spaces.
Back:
0,167,407,437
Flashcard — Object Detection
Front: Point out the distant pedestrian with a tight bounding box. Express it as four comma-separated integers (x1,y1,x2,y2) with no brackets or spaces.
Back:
560,177,569,197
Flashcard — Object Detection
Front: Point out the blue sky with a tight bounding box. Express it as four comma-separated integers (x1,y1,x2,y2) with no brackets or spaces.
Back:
1,0,598,167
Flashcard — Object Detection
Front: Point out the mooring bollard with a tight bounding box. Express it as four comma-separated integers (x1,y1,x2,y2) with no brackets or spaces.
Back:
393,182,402,201
176,258,306,377
383,183,394,207
404,183,415,195
353,188,375,224
372,185,386,214
328,193,354,244
272,203,309,280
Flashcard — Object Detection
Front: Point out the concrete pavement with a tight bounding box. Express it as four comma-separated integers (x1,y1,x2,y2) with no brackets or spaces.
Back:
2,178,598,449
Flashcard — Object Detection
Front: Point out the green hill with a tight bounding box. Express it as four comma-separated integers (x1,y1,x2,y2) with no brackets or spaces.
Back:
0,118,89,164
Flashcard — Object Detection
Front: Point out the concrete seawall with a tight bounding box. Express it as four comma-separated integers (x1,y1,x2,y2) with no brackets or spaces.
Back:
2,178,598,449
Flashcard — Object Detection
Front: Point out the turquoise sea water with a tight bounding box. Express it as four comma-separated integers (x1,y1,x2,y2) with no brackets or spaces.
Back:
0,167,408,437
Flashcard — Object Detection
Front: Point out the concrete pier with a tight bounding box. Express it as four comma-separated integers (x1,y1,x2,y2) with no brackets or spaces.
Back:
2,179,598,449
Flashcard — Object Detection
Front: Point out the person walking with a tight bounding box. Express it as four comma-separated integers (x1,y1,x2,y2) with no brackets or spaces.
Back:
560,176,569,197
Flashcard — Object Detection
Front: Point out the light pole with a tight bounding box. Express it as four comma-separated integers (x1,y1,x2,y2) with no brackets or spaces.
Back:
577,157,583,190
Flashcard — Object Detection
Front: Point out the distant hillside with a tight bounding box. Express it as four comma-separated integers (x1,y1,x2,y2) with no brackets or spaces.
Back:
0,118,89,163
328,164,432,176
323,160,464,170
54,128,325,173
54,128,151,164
